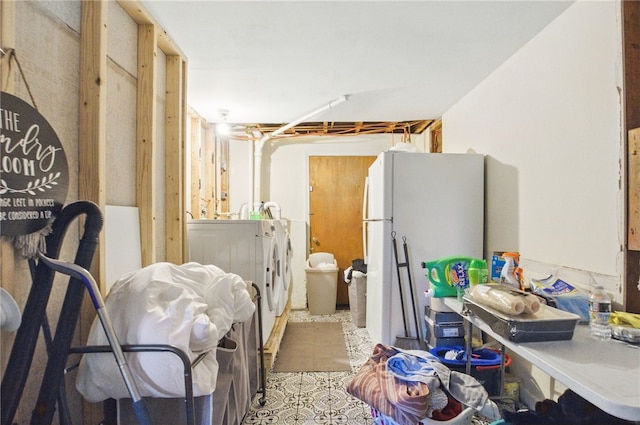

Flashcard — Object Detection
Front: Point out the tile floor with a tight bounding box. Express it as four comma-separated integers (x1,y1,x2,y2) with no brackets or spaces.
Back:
241,309,502,425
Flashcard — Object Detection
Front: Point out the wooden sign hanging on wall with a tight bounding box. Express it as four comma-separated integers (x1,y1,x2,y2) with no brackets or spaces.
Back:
0,92,69,236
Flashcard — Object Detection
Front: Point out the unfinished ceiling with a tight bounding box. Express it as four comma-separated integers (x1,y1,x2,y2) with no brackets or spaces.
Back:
141,1,574,136
225,119,435,140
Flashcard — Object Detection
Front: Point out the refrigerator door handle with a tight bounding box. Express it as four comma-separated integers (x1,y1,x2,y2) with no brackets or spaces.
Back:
362,176,369,263
362,177,369,222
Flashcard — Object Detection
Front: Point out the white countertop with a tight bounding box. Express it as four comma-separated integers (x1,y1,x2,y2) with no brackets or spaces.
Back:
443,297,640,421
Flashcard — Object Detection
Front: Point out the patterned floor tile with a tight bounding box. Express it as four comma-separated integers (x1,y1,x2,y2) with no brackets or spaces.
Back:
242,309,497,425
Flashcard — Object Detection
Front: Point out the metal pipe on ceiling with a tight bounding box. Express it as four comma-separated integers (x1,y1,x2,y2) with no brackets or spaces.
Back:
252,95,349,208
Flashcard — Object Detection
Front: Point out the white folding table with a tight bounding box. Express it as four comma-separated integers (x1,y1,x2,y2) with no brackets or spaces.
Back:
443,297,640,422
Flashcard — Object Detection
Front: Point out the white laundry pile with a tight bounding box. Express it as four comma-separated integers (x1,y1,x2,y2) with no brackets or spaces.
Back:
76,262,255,401
315,262,337,270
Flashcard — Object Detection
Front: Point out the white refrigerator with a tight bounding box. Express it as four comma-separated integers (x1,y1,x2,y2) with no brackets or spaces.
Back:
363,151,484,345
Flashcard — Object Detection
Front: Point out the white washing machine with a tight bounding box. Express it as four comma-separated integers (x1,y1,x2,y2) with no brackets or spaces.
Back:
273,219,292,316
186,219,280,344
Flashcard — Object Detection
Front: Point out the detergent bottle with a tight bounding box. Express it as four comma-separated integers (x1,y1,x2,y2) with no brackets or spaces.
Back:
421,256,478,299
468,259,488,286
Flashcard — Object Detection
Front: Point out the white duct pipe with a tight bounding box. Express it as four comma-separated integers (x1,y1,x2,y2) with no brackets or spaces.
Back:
252,95,349,207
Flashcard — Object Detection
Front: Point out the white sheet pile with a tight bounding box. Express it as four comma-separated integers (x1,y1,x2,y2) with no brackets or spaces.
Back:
76,262,255,401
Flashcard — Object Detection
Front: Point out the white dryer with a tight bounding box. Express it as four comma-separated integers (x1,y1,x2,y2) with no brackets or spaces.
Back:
186,219,280,344
273,219,292,316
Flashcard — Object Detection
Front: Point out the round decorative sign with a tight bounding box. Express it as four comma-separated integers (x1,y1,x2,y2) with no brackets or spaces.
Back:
0,92,69,236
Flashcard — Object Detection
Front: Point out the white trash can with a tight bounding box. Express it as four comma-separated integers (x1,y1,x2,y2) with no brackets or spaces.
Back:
348,271,367,327
305,252,339,315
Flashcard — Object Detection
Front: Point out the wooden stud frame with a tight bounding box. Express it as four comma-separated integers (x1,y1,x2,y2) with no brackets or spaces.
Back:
0,0,16,290
625,1,640,312
204,125,216,219
79,0,108,286
629,128,640,251
136,23,158,265
57,0,190,282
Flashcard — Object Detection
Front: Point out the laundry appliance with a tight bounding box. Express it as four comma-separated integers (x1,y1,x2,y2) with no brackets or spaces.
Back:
273,219,292,316
187,219,281,344
363,152,484,346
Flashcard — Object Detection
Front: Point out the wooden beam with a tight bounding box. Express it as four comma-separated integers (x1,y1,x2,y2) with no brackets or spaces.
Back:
413,119,432,135
190,116,202,218
204,125,215,218
165,55,185,264
136,23,157,266
78,0,107,286
625,0,640,313
0,0,16,290
116,0,185,57
78,2,108,422
218,137,229,213
629,128,640,250
0,0,15,91
430,119,443,153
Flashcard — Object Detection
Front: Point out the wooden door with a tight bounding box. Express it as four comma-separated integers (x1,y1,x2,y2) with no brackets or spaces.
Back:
309,156,377,306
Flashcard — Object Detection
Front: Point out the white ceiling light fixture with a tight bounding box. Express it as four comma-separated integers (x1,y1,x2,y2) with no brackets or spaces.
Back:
216,109,231,136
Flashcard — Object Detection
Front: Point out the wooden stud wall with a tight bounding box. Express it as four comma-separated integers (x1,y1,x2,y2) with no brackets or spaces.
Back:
136,23,157,266
629,128,640,251
116,0,189,267
218,137,230,213
0,0,16,291
1,1,185,421
204,125,216,218
79,0,107,286
185,114,232,219
77,5,108,420
625,1,640,313
190,116,202,218
165,55,186,264
430,119,442,153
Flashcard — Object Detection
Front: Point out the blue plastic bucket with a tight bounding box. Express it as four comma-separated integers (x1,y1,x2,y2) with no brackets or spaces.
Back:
430,346,502,368
430,346,508,396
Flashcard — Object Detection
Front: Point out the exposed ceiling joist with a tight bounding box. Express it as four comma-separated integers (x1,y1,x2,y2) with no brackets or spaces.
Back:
225,120,434,141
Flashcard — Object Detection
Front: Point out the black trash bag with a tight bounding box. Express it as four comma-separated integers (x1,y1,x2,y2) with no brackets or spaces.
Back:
345,259,367,282
352,258,367,274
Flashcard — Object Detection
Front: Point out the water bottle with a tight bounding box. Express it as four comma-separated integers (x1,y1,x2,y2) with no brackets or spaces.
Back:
589,285,611,341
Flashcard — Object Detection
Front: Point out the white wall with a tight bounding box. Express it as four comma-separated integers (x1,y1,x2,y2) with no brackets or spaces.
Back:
442,0,624,407
444,0,622,292
228,139,253,215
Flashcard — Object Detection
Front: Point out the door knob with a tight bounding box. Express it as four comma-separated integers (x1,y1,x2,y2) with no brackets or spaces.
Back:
312,237,319,245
